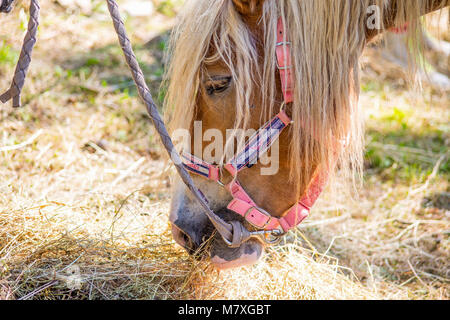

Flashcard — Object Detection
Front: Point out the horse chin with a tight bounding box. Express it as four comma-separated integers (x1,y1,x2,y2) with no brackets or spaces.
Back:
209,236,264,270
0,0,14,13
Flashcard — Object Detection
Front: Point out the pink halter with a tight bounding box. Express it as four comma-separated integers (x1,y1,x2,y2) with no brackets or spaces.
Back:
181,18,330,240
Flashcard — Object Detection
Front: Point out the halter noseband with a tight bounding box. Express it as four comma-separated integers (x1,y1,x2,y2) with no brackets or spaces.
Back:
181,18,330,245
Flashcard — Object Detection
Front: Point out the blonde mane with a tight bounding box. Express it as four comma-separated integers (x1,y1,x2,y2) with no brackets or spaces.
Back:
163,0,441,197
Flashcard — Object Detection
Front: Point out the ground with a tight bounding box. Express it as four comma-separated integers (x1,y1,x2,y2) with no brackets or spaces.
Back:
0,1,448,300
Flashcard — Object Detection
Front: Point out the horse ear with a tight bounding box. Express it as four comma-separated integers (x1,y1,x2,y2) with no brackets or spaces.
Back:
232,0,266,17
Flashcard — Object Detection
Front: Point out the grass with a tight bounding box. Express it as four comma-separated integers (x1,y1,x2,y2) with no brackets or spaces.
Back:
0,1,448,300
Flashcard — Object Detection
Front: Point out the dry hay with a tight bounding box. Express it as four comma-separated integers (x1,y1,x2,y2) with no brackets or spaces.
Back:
0,1,448,300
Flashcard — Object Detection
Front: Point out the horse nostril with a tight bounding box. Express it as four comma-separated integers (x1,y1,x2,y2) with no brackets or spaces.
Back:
171,224,197,250
178,231,203,257
181,232,191,246
171,224,211,261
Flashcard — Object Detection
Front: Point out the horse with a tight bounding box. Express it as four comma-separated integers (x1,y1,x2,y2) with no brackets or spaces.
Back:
164,0,448,270
1,0,447,270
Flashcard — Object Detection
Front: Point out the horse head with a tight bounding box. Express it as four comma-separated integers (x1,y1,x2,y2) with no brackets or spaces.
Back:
163,0,448,269
165,0,353,270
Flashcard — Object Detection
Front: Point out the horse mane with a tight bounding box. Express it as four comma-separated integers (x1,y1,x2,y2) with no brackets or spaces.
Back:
163,0,440,197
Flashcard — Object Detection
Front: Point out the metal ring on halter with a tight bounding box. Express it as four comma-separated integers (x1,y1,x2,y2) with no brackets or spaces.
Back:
222,236,233,247
251,229,284,245
222,229,283,247
216,168,226,188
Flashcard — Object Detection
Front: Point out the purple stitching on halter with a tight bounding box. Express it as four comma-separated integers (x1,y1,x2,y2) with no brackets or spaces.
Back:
182,152,213,179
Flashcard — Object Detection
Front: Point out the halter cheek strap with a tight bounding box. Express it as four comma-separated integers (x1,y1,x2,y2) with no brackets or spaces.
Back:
276,17,293,104
224,109,291,176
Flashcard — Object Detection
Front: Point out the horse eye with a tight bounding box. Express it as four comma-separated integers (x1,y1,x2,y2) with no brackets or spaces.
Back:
205,76,232,96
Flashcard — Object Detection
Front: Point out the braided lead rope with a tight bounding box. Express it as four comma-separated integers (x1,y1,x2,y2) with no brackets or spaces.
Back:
106,0,252,247
0,0,40,108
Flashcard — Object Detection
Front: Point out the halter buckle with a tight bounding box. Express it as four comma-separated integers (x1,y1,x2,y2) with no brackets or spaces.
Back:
244,206,272,229
275,41,292,70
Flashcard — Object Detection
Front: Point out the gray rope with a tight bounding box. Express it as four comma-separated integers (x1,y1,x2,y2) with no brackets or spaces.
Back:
0,0,40,108
106,0,252,247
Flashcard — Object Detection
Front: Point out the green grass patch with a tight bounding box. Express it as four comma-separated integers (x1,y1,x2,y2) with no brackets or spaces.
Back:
0,41,19,66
